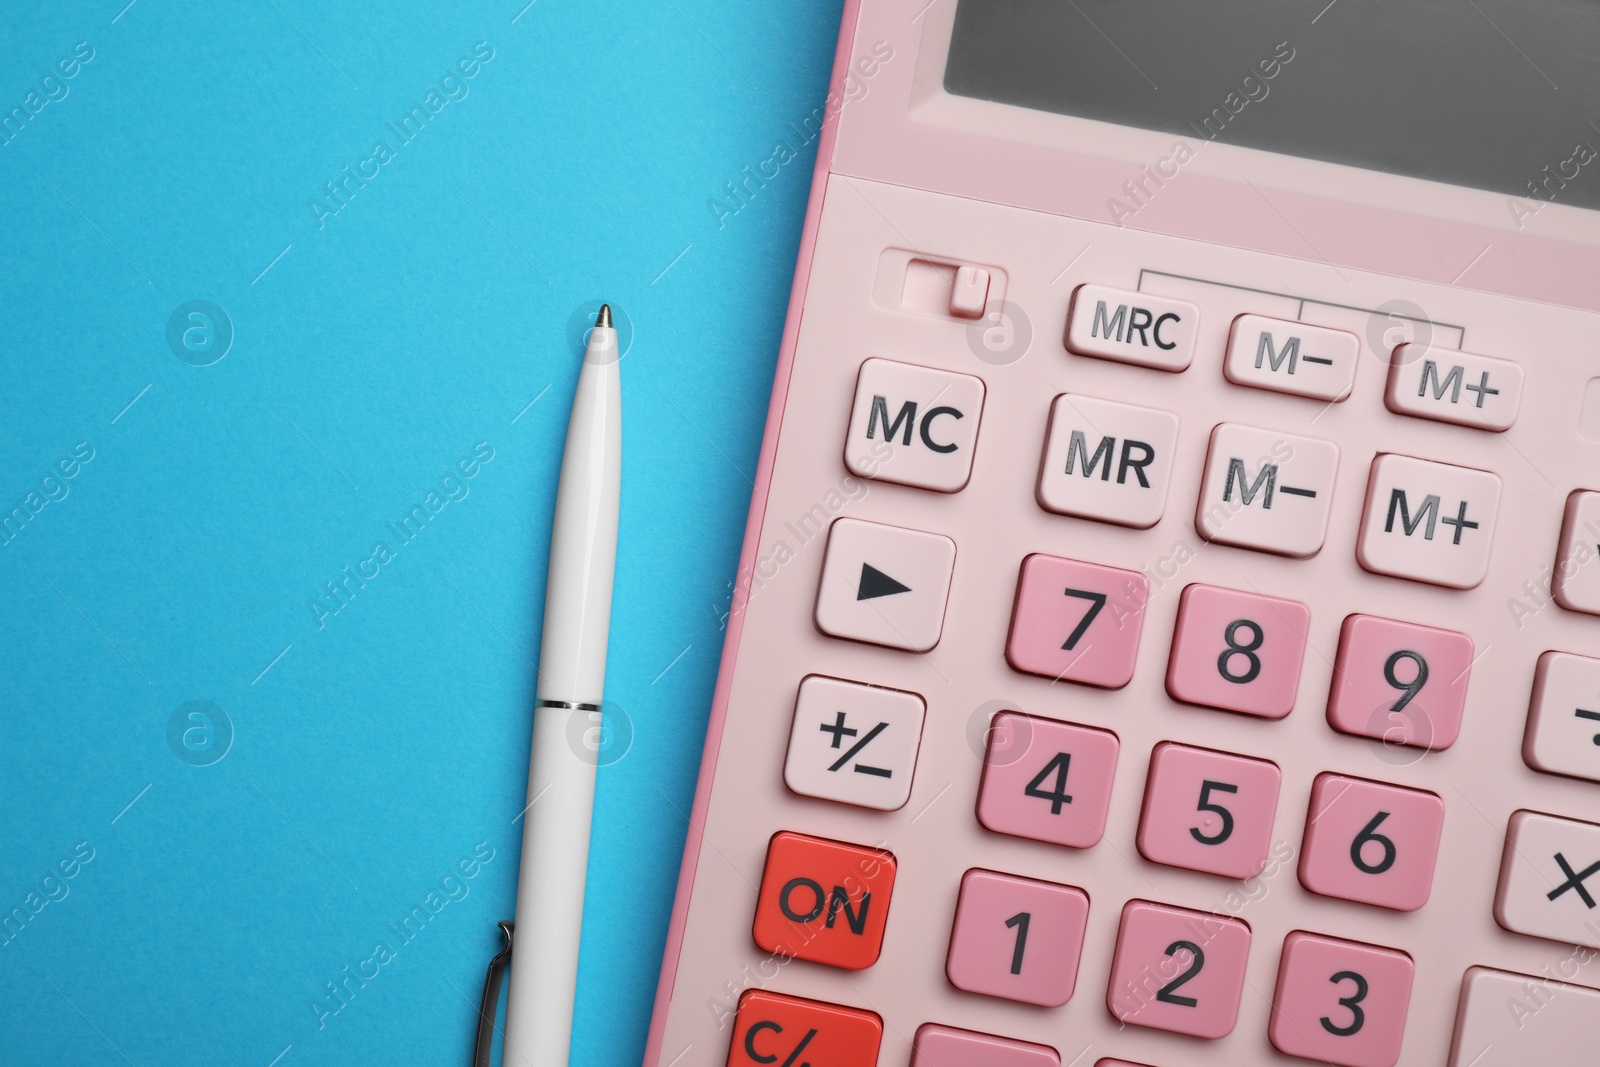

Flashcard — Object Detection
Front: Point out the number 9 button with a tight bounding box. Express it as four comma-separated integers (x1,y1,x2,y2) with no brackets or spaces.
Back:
1269,931,1415,1067
1325,614,1474,750
1298,773,1445,912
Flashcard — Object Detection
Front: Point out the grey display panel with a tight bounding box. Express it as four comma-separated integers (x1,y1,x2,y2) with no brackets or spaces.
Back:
945,0,1600,213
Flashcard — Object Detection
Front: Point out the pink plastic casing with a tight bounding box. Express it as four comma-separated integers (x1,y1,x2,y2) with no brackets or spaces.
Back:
644,3,1600,1065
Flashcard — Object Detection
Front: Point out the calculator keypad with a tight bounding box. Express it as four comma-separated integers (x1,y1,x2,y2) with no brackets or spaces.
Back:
1299,774,1445,912
814,518,956,651
1195,423,1340,557
1166,583,1310,719
976,713,1119,849
944,868,1089,1007
1325,614,1474,751
752,831,896,969
1356,454,1501,589
1268,931,1414,1067
845,357,986,491
784,675,925,810
1037,394,1180,528
1224,314,1359,402
1006,554,1147,688
1106,899,1251,1039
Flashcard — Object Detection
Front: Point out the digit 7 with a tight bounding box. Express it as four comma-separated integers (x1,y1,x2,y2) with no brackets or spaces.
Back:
1061,587,1107,650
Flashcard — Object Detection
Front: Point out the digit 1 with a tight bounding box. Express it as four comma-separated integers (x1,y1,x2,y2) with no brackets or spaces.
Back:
1004,911,1031,975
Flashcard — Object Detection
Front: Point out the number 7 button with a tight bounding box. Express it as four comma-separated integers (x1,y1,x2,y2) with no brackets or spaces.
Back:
1007,554,1148,689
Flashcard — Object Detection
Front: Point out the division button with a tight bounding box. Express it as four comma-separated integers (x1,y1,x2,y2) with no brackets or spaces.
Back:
815,518,956,652
1524,651,1600,784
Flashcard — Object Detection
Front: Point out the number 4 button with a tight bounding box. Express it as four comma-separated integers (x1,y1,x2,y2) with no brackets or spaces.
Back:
1137,743,1282,880
1270,931,1414,1067
977,712,1119,849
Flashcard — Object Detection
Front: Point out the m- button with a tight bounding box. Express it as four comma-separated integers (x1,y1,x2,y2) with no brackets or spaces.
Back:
1225,314,1359,402
1195,423,1339,557
845,358,985,492
1495,810,1600,949
815,518,956,652
1357,454,1500,589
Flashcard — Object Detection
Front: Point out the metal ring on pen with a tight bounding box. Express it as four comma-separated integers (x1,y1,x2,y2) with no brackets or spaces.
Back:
535,699,600,711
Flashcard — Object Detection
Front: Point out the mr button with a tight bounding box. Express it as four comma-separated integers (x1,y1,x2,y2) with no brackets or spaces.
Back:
1357,454,1500,589
753,831,896,969
727,990,882,1067
845,358,985,492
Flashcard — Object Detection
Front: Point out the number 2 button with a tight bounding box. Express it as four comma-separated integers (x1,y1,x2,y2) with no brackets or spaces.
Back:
1137,743,1282,880
977,712,1119,849
1007,554,1147,689
1270,932,1414,1067
1166,583,1310,719
1107,900,1251,1039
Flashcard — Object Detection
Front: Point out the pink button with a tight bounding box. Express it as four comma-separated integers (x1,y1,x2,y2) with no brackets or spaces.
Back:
1137,743,1282,880
976,712,1119,849
1166,583,1310,719
1299,774,1445,912
1325,614,1473,750
1269,931,1414,1067
945,869,1090,1007
1006,554,1148,689
1106,899,1251,1039
912,1024,1060,1067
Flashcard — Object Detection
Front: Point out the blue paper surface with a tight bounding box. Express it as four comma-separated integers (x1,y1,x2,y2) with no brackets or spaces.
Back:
0,2,841,1062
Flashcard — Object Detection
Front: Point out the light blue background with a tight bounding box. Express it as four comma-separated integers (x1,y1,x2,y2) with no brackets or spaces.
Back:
0,1,841,1063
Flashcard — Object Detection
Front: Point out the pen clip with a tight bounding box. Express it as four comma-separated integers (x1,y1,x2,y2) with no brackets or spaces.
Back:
472,920,515,1067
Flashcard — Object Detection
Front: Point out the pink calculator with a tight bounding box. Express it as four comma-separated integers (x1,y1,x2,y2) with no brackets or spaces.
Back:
646,3,1600,1065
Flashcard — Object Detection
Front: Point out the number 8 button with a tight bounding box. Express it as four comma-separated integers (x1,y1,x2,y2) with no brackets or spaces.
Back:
1167,583,1311,719
1269,931,1414,1067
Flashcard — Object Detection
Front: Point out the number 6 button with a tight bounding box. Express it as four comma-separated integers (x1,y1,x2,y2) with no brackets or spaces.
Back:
1299,774,1445,912
945,869,1090,1007
1107,900,1251,1038
1137,743,1282,880
1007,554,1148,688
1269,931,1415,1067
1166,583,1310,719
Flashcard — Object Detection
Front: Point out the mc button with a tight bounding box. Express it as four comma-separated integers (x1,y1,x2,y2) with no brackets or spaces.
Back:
727,990,883,1067
752,831,896,970
845,358,985,492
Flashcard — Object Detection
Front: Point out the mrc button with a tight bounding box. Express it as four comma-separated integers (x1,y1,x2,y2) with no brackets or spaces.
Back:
1225,314,1359,402
752,831,896,970
1065,283,1198,371
726,990,882,1067
845,358,985,492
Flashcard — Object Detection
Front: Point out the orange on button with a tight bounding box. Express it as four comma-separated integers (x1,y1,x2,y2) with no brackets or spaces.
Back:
752,831,896,970
727,990,883,1067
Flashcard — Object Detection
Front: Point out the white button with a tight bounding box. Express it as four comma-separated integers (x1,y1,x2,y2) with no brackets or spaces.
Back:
1449,966,1600,1067
844,358,985,493
1495,810,1600,949
1065,283,1198,372
1356,454,1500,589
1524,651,1600,784
1553,490,1600,615
949,265,990,319
1386,344,1522,431
1224,314,1359,402
1037,394,1179,529
784,676,924,811
1195,423,1339,557
814,518,956,652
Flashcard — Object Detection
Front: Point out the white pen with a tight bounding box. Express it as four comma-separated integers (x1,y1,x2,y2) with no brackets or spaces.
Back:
503,304,621,1067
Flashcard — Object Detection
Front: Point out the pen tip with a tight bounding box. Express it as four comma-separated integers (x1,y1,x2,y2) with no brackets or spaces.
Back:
596,304,612,329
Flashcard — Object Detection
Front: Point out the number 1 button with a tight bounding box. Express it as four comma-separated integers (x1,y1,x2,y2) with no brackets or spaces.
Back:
1107,900,1251,1039
1007,554,1147,688
1166,583,1310,719
945,869,1090,1007
977,712,1119,848
1269,932,1414,1067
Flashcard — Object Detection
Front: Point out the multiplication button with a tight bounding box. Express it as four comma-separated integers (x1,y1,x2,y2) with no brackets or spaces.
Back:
1195,423,1339,557
814,518,956,652
784,675,924,811
1225,314,1359,402
1494,810,1600,949
1356,454,1500,589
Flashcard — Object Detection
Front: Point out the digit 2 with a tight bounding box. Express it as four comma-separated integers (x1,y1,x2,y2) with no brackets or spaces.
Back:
1155,940,1205,1007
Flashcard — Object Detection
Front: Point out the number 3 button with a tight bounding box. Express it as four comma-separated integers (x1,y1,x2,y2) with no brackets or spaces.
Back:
1270,931,1414,1067
1137,743,1282,880
1167,583,1310,719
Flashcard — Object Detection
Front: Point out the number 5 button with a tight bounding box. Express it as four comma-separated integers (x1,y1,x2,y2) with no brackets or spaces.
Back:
945,869,1090,1007
1107,900,1251,1039
1007,554,1147,689
1166,583,1311,719
1137,743,1282,880
1270,932,1414,1067
977,712,1119,849
1299,774,1445,912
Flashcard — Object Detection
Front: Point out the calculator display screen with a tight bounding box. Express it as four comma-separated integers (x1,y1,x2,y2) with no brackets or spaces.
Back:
944,0,1600,212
